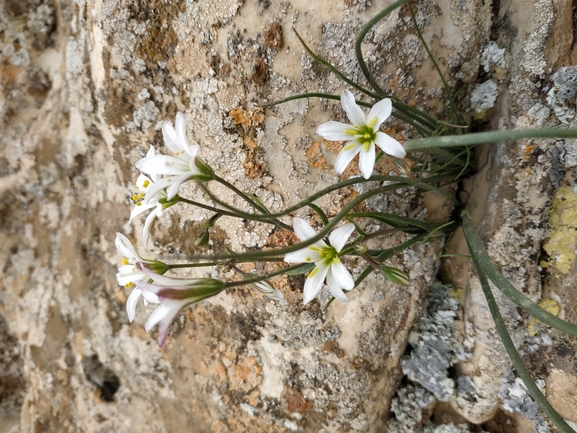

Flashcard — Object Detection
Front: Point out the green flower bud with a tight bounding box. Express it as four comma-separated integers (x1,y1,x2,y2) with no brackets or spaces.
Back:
380,265,410,287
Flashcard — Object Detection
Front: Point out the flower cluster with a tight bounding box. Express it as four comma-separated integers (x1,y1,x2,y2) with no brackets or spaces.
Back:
116,93,410,348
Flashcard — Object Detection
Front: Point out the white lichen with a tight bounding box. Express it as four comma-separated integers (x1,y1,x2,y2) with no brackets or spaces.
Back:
470,80,498,114
480,41,505,72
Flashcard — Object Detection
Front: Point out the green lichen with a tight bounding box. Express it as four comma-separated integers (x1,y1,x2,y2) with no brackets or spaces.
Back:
542,187,577,274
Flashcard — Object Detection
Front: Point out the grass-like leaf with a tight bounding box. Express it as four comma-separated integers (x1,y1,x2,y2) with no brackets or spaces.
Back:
472,258,576,433
462,210,577,337
405,128,577,151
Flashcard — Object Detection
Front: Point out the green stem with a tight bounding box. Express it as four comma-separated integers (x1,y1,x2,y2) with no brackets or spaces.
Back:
473,259,576,433
462,210,577,337
214,174,269,214
355,0,410,96
293,28,380,100
165,258,286,269
405,128,577,151
225,263,308,288
407,3,464,125
170,184,420,262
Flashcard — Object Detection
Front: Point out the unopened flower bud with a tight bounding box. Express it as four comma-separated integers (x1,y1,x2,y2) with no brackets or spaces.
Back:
353,243,368,254
247,274,284,301
380,265,410,287
393,157,411,174
195,229,210,247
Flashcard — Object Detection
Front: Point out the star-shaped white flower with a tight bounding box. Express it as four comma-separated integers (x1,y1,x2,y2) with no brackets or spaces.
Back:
135,112,209,201
115,233,163,322
316,89,406,179
129,147,178,244
284,218,355,304
135,274,225,347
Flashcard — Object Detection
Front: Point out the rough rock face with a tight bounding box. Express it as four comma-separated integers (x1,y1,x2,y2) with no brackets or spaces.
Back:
1,0,575,432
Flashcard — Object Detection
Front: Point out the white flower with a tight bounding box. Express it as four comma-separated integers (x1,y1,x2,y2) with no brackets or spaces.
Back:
135,112,209,201
316,89,406,179
135,274,225,347
130,147,177,244
284,218,355,304
115,233,164,322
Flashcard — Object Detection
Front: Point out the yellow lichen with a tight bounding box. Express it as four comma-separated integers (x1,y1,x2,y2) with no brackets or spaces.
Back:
527,298,560,336
543,187,577,274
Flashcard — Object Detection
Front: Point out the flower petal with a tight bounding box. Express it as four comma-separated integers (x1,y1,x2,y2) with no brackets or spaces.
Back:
326,263,352,302
316,121,354,141
374,132,406,158
284,248,320,264
129,201,156,223
303,264,329,304
292,218,318,242
166,172,194,200
126,288,141,323
367,98,392,129
328,223,355,252
341,89,367,127
162,119,183,154
142,208,157,245
329,260,355,290
359,142,376,179
142,177,173,205
334,142,361,174
115,233,139,261
136,155,190,176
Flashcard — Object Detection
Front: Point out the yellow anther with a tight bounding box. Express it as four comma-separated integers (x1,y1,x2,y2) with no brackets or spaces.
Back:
136,202,142,206
123,258,129,265
142,180,150,188
125,282,133,288
364,133,371,139
306,258,311,262
139,193,145,199
308,267,319,278
132,195,139,201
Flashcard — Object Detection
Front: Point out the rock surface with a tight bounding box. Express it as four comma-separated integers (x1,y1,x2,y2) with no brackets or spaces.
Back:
1,0,576,432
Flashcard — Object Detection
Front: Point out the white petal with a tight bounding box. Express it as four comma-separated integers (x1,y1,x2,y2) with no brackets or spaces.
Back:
374,132,406,158
142,209,157,245
303,264,329,304
129,201,155,223
359,142,376,179
135,174,153,191
293,218,317,241
136,155,189,176
284,248,320,264
156,301,185,347
115,233,139,261
316,121,355,141
367,98,392,130
166,172,194,200
144,303,171,333
326,265,351,303
334,142,361,174
145,146,156,158
126,288,141,323
328,224,355,252
143,177,173,205
162,120,183,154
341,89,366,127
328,261,355,290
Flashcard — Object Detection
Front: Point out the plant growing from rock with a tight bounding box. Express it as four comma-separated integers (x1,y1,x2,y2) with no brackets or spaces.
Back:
116,1,577,431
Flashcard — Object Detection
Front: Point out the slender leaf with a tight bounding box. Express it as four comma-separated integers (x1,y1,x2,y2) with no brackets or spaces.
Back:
405,128,577,151
472,258,576,433
462,210,577,337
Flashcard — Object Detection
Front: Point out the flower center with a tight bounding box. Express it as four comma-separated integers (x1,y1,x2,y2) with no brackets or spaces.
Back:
345,121,377,150
318,246,339,266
